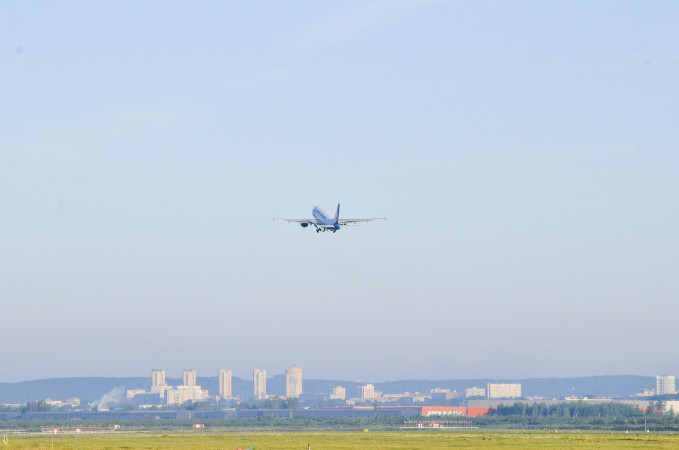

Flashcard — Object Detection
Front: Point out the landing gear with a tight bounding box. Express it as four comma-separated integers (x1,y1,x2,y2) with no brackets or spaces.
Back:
312,224,333,233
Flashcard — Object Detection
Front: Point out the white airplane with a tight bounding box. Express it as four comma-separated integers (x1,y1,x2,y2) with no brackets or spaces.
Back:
274,204,385,233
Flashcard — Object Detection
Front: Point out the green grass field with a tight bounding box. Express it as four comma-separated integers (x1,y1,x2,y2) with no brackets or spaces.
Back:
4,431,679,449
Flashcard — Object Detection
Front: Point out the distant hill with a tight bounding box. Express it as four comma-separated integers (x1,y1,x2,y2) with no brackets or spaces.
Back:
372,376,654,399
521,376,654,398
0,375,655,404
0,377,148,404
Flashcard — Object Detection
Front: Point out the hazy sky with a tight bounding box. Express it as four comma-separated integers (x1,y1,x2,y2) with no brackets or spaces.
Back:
1,1,678,383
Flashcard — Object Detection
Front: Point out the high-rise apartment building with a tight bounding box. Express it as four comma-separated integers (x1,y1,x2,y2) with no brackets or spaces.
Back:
285,366,303,398
219,370,232,398
183,369,197,387
330,386,346,400
152,369,166,387
361,384,375,400
486,383,521,399
149,369,172,398
254,369,267,400
657,375,676,395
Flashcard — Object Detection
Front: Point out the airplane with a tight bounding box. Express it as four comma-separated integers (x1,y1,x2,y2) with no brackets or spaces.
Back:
274,204,385,233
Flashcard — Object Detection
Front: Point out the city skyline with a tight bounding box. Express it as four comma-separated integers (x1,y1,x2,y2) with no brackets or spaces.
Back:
8,369,678,408
2,370,674,409
117,368,679,414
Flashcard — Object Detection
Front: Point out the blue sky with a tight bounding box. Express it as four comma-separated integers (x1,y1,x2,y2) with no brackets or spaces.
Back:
1,0,678,383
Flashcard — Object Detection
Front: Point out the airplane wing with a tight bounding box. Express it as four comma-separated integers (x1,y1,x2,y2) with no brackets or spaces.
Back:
338,218,386,225
273,218,314,224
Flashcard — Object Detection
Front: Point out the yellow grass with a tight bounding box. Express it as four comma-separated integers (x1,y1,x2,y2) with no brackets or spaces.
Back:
5,430,679,449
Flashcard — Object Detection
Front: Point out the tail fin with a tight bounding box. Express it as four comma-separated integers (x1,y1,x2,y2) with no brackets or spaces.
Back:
334,203,340,222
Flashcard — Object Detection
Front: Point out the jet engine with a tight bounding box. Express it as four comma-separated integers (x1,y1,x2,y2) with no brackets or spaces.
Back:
300,223,309,227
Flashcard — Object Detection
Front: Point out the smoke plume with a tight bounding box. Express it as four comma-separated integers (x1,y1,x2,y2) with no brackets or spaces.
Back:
92,386,125,410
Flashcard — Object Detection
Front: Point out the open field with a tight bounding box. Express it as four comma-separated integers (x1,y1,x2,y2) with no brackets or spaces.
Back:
4,431,679,449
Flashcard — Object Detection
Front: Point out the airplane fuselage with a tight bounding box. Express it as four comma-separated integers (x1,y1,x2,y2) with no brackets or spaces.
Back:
312,206,340,231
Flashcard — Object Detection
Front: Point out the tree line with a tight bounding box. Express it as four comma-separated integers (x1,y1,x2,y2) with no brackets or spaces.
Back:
488,401,646,418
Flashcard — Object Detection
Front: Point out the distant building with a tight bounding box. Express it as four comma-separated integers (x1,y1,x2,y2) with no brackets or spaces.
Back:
412,394,427,402
150,385,173,398
126,389,146,399
430,388,458,402
465,387,485,398
633,388,656,397
361,384,375,400
183,369,197,387
43,398,64,407
486,383,521,399
152,369,166,388
330,386,346,400
285,366,303,398
166,385,208,405
421,406,490,417
129,393,164,407
421,406,454,416
219,370,232,398
664,401,679,414
373,392,407,403
150,369,172,398
657,375,676,395
299,393,327,402
254,369,267,400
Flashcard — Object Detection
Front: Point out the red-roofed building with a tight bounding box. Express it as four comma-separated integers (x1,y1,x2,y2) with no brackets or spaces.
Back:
420,406,489,417
421,406,455,416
